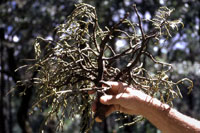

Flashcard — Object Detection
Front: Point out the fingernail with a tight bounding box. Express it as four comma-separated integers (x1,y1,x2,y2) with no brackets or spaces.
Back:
95,117,102,122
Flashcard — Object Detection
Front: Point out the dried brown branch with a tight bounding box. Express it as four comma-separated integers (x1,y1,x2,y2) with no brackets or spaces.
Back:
133,4,145,40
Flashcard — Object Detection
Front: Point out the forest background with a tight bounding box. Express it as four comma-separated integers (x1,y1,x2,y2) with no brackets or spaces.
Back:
0,0,199,133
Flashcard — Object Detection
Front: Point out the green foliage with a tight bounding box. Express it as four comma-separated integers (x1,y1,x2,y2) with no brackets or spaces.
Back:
18,3,193,132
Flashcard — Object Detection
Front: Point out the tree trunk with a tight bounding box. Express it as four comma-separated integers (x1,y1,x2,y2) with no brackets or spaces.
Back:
17,85,33,133
7,47,33,133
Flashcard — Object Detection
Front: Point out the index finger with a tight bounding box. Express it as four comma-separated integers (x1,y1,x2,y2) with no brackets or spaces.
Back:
102,81,128,95
88,90,95,94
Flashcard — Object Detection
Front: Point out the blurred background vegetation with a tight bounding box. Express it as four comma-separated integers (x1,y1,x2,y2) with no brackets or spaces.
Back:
0,0,199,133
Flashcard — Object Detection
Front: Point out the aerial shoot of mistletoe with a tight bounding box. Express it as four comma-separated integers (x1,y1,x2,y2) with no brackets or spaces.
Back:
16,3,193,132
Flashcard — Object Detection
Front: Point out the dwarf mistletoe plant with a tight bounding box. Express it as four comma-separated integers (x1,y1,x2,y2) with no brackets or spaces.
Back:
17,3,193,132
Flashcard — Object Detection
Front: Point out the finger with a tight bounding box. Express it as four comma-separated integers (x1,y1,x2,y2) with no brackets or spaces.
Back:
102,81,128,94
104,81,120,91
105,105,119,117
100,94,120,105
94,103,111,122
95,105,123,122
95,105,116,122
104,105,128,117
100,80,111,87
100,92,129,105
95,116,103,122
92,98,97,112
104,105,133,116
88,90,95,94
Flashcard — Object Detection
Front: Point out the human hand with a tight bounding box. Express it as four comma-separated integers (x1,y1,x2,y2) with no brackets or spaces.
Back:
92,81,148,122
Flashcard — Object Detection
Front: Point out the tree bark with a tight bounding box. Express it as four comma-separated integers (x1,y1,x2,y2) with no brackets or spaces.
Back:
17,85,33,133
7,47,33,133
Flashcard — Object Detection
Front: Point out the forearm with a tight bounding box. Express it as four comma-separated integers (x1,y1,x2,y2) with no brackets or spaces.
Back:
141,95,200,133
95,81,200,132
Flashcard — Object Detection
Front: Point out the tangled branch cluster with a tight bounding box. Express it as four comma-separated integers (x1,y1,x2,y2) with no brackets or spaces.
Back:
19,3,193,132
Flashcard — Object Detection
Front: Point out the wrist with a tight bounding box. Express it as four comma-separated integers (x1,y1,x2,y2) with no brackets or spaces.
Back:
138,94,170,117
141,95,171,125
130,90,153,116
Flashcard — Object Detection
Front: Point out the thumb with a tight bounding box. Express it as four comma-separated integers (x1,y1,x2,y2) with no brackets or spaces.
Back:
100,95,119,105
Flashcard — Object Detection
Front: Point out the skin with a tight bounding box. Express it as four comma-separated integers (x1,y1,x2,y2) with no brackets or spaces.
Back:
91,81,200,133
